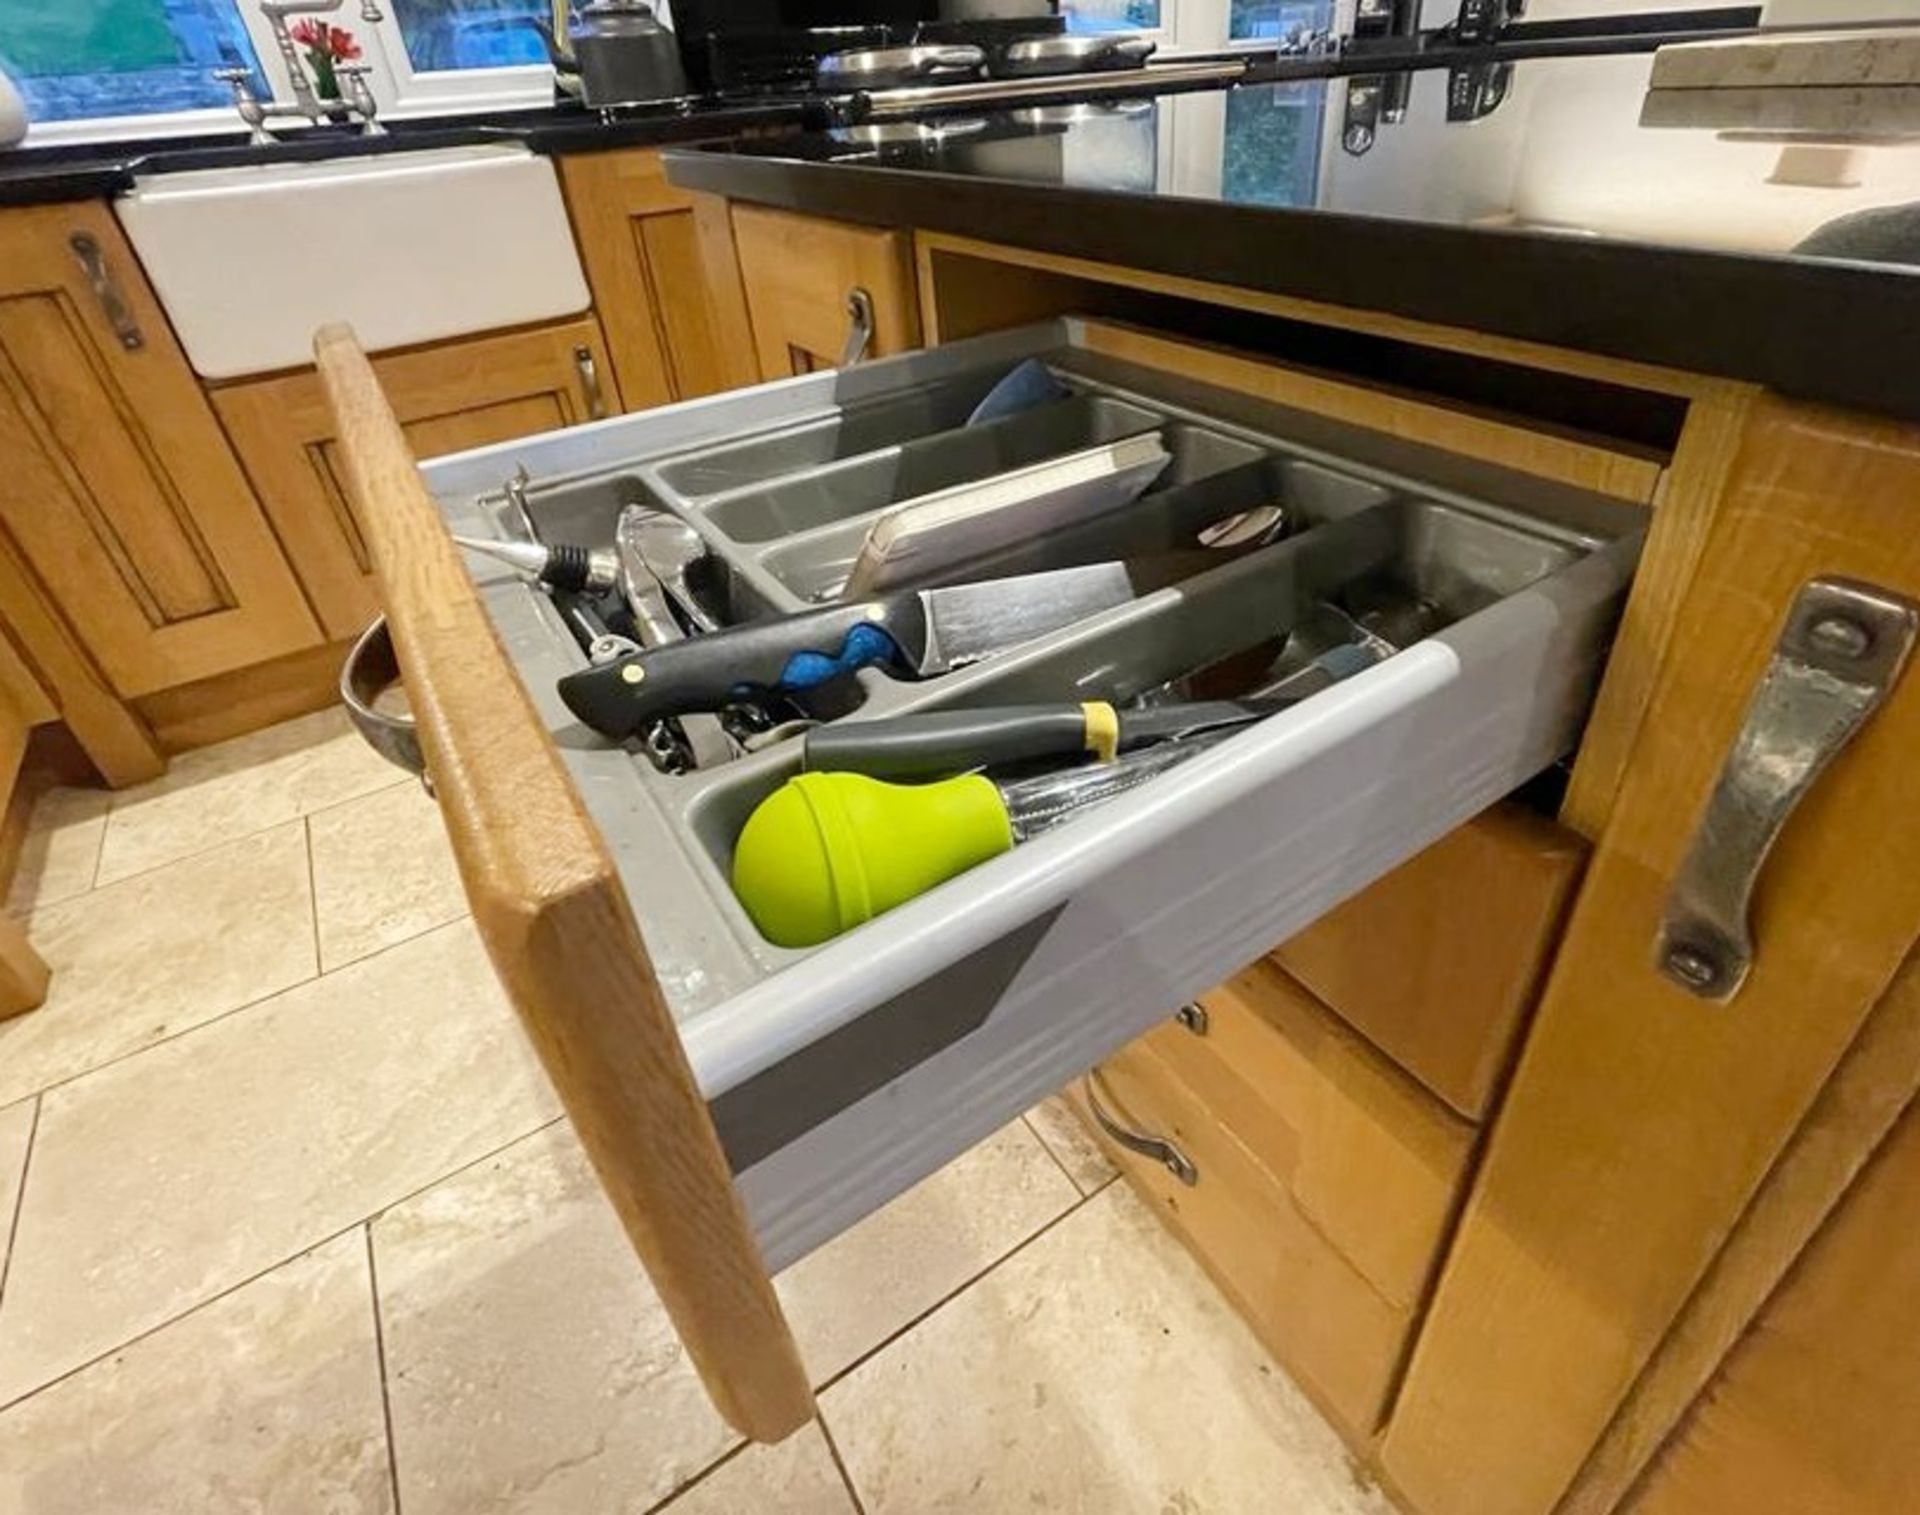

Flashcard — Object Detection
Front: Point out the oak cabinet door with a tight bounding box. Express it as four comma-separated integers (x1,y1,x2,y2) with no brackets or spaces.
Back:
0,203,318,697
1382,397,1920,1515
214,317,620,639
559,149,751,406
729,205,921,380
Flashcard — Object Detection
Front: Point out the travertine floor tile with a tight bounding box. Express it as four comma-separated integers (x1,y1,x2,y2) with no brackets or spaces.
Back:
4,788,107,915
96,708,405,886
0,1100,33,1287
0,823,314,1106
823,1183,1395,1515
0,1232,392,1514
776,1120,1081,1383
309,782,466,970
1024,1092,1119,1195
373,1123,737,1515
0,919,557,1404
658,1423,855,1515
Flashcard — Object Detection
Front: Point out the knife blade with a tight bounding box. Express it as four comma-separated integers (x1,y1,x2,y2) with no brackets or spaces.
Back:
557,558,1183,740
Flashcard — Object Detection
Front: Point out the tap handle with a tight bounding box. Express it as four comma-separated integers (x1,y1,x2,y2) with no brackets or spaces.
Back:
213,65,257,94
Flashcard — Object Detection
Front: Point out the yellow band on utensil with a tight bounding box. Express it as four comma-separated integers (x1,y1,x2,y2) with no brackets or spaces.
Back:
1081,701,1120,763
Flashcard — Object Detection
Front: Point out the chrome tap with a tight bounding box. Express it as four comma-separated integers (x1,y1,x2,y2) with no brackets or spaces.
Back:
215,0,386,141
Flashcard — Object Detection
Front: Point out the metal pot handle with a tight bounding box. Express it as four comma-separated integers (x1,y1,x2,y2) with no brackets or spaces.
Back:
341,617,431,791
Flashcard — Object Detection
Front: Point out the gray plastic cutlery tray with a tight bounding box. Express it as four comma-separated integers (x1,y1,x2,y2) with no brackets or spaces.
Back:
420,318,1643,1265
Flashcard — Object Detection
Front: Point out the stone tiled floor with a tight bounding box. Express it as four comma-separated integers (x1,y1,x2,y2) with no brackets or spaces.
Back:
0,711,1394,1514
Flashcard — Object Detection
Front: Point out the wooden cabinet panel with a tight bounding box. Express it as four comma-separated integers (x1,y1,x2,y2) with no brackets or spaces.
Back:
1077,964,1473,1437
1624,1091,1920,1515
1382,398,1920,1515
559,149,742,407
1074,1042,1409,1438
1150,965,1476,1313
730,205,921,379
215,318,618,639
0,203,317,697
1270,805,1586,1120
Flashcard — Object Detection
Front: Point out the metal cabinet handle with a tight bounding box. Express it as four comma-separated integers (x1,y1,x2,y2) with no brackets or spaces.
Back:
67,232,144,351
1656,576,1917,1001
572,343,607,421
1083,1068,1197,1186
839,287,876,368
1175,1002,1209,1036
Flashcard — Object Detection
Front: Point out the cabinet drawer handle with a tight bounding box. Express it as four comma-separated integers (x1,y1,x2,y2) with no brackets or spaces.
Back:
68,232,144,351
1175,1001,1209,1036
839,287,876,368
1656,576,1917,1001
1083,1068,1197,1186
572,343,607,421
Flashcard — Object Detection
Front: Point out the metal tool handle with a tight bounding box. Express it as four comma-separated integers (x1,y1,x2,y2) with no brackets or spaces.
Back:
1656,576,1917,1001
572,343,608,420
1083,1068,1197,1186
67,232,143,351
917,45,987,75
839,287,876,368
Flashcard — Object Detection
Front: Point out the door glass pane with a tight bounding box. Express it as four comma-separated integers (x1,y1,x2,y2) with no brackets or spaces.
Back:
1230,0,1334,41
387,0,553,70
1062,0,1161,35
1222,82,1326,208
0,0,267,122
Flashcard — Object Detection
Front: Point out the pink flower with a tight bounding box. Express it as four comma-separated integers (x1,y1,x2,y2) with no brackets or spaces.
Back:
288,18,362,60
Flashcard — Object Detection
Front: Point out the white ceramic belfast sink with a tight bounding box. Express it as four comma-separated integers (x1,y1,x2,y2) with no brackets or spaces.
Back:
114,143,590,380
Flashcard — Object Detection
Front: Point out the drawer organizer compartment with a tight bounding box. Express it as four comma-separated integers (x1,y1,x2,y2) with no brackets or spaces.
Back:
418,318,1643,1269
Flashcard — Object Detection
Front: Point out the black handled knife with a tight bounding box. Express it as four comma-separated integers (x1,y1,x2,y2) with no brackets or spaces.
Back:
557,558,1193,740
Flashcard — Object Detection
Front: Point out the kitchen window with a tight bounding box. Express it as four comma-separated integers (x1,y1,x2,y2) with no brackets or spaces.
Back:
0,0,269,125
385,0,551,70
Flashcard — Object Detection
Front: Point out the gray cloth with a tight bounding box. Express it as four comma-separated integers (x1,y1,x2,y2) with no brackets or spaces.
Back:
1794,202,1920,267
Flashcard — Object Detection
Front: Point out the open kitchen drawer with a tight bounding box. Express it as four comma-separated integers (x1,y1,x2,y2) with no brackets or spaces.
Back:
317,316,1643,1441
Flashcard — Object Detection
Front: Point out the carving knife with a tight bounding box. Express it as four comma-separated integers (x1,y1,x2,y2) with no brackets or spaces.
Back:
557,557,1201,740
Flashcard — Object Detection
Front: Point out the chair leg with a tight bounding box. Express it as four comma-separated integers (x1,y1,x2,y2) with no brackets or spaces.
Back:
0,912,48,1020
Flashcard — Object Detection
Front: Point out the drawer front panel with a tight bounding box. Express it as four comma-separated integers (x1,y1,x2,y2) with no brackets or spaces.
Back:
1271,805,1585,1119
1074,1039,1410,1436
1145,963,1476,1311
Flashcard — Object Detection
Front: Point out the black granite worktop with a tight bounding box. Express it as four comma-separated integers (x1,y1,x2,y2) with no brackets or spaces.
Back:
665,53,1920,421
0,96,818,208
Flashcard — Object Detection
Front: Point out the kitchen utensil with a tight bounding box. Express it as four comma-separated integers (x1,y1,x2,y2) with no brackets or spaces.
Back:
991,32,1156,77
557,558,1182,739
801,643,1378,780
842,432,1170,597
1198,503,1288,549
965,358,1068,426
528,0,690,108
615,504,719,633
815,43,986,90
735,729,1235,947
453,534,620,594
